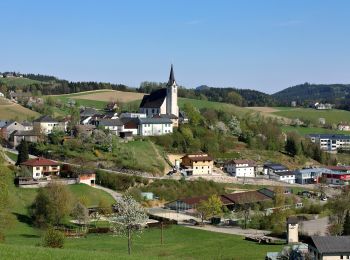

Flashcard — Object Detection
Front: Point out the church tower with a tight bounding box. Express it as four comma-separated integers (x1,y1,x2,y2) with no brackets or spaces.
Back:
166,64,179,117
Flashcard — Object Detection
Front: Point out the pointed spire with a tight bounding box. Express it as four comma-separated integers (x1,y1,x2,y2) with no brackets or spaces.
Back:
167,64,176,86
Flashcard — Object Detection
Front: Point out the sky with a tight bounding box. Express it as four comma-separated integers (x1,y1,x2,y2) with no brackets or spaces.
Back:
1,0,350,93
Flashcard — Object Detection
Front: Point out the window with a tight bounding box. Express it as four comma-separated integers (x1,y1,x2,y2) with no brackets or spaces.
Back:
36,167,40,170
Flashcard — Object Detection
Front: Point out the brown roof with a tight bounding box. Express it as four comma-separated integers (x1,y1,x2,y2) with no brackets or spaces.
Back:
181,153,213,162
180,195,233,206
222,191,271,205
326,165,350,171
21,157,59,167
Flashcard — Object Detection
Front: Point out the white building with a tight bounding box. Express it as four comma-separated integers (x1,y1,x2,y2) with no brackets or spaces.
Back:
269,171,296,184
225,159,256,178
309,134,350,152
139,65,179,120
96,118,124,135
137,117,173,136
21,157,60,180
33,115,63,135
338,124,350,131
120,112,146,119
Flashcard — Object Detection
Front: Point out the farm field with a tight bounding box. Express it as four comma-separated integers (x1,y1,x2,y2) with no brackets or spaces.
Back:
0,101,39,120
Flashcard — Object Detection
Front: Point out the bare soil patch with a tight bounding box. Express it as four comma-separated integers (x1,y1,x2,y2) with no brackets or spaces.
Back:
74,90,144,103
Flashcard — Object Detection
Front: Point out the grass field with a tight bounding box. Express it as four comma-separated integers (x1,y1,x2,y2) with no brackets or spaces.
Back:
5,151,17,162
271,107,350,125
0,103,39,120
281,125,345,135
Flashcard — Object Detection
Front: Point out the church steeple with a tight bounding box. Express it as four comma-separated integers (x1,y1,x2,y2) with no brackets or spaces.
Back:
167,64,176,86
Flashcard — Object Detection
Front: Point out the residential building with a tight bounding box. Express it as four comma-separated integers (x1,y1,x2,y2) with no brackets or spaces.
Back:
322,166,350,185
105,102,118,111
225,159,256,178
0,121,24,140
314,103,333,110
308,236,350,260
269,170,296,184
21,157,60,180
96,118,124,135
78,173,96,186
179,111,189,124
137,117,173,136
308,134,350,152
103,112,118,119
295,167,331,184
180,153,214,175
120,118,138,135
80,116,93,125
21,121,33,131
263,163,289,175
33,115,63,135
139,65,179,120
10,130,41,147
80,107,101,117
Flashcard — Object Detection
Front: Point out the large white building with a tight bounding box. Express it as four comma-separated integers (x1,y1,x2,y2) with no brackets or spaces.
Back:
225,159,255,178
139,65,179,120
137,117,173,136
33,115,64,135
308,134,350,152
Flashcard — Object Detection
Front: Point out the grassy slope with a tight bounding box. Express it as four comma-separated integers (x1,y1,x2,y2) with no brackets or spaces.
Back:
0,77,44,87
273,107,350,125
0,102,39,120
281,125,346,135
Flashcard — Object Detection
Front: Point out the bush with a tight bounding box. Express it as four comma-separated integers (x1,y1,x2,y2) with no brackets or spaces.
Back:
42,227,65,248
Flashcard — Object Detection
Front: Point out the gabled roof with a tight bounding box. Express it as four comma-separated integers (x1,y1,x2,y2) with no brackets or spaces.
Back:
222,191,271,205
34,115,57,123
264,163,288,171
21,157,59,166
80,107,101,117
273,170,295,176
139,88,167,109
121,118,138,129
13,130,41,136
310,236,350,254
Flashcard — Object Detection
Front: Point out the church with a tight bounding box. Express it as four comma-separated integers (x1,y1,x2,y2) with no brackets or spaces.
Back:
139,65,180,126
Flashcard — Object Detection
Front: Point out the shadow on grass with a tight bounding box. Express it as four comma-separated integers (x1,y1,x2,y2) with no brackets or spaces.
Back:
20,234,40,238
13,213,34,226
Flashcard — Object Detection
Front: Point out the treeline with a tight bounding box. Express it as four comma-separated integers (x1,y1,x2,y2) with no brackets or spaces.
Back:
138,82,277,107
273,83,350,110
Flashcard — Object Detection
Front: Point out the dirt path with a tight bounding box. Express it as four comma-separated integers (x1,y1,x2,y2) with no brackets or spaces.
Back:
149,142,172,174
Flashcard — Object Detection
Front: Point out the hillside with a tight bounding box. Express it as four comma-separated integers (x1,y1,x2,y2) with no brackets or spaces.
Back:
0,98,39,120
0,77,45,87
272,83,350,109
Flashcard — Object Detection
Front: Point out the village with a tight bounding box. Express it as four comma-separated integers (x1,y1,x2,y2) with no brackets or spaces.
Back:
0,67,350,259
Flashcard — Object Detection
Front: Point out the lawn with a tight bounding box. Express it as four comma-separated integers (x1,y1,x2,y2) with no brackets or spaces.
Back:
1,225,284,260
5,151,18,162
0,77,44,87
0,103,39,120
273,107,350,125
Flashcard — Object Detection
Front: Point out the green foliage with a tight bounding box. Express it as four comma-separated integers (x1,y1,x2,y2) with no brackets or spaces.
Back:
96,171,144,191
16,139,29,165
135,178,225,202
196,194,224,223
42,227,65,248
31,183,73,227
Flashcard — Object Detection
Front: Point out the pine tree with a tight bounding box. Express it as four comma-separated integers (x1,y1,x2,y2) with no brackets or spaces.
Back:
343,211,350,235
16,139,29,165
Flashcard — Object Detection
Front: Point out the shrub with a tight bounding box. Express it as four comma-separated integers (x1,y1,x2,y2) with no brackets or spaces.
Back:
42,227,65,248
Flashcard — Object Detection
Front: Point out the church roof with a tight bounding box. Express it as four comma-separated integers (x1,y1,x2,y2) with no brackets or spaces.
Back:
139,88,167,109
167,64,176,86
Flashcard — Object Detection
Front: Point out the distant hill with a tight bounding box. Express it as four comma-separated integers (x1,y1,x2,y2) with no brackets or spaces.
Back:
272,83,350,109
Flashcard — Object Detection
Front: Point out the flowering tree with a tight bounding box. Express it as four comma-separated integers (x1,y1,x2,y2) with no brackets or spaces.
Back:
109,195,148,255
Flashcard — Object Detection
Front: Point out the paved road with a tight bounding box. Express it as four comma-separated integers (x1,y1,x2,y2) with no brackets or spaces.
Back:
186,225,271,236
300,217,328,236
93,184,122,202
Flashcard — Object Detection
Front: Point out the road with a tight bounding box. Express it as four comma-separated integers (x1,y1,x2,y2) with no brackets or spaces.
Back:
186,225,271,237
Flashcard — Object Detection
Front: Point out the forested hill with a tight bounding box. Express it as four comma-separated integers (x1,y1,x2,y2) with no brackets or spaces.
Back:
272,83,350,109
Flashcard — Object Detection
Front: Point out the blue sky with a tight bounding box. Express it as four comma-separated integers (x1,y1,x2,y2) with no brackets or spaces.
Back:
1,0,350,93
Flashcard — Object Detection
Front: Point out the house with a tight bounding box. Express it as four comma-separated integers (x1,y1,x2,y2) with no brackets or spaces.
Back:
263,163,289,175
96,118,124,135
295,167,332,184
308,236,350,260
103,111,118,119
314,102,333,110
10,130,41,147
0,92,4,97
120,118,138,136
224,159,256,178
179,111,189,124
139,65,179,122
137,117,173,136
0,121,24,140
21,157,60,180
80,107,101,117
80,116,93,125
21,121,33,131
157,114,179,127
269,170,296,184
33,115,63,135
74,124,96,137
338,123,350,131
106,102,118,112
308,134,350,152
180,153,214,175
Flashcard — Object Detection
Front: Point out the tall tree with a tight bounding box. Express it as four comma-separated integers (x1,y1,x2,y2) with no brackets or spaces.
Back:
16,139,29,165
196,194,223,224
109,194,148,255
343,211,350,235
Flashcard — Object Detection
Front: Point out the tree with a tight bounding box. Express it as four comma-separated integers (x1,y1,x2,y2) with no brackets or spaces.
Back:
196,194,223,224
42,227,65,248
16,139,29,165
71,201,89,227
285,133,301,156
343,211,350,235
228,116,242,136
31,182,72,227
109,194,148,255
